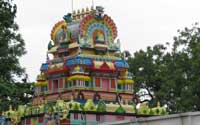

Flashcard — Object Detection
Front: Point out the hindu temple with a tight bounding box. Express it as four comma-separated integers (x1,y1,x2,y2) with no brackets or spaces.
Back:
2,6,166,125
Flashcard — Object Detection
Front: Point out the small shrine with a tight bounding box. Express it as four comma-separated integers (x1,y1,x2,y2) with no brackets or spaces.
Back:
2,6,167,125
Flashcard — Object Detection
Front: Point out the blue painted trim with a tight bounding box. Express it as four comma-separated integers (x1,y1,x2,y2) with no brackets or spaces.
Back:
66,57,92,66
40,63,48,71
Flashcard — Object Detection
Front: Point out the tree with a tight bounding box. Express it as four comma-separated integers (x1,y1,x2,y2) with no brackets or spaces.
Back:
0,0,26,82
0,0,32,112
0,82,34,112
170,23,200,112
129,23,200,113
128,44,167,106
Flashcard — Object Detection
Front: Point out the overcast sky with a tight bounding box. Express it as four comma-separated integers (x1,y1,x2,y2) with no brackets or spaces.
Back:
15,0,200,82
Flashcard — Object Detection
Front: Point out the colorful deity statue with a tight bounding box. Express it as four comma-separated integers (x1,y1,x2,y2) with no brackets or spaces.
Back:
95,30,105,43
60,25,72,44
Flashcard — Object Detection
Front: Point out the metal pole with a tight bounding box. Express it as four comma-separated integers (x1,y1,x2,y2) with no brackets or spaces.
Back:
92,0,94,8
72,0,74,13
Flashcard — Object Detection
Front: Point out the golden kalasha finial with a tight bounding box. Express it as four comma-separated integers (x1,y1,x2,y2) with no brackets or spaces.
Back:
81,8,85,18
73,10,76,15
77,9,81,19
91,6,94,11
72,10,76,20
90,6,95,14
86,7,90,14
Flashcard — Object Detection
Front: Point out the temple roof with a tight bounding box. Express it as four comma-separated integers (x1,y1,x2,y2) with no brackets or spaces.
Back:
47,6,119,56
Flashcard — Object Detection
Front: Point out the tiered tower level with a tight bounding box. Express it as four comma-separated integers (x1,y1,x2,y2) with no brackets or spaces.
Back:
34,6,134,105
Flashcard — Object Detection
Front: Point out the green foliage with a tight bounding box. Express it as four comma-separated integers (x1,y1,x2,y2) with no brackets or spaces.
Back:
128,23,200,113
0,0,26,82
128,44,167,107
0,82,34,112
0,0,32,113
